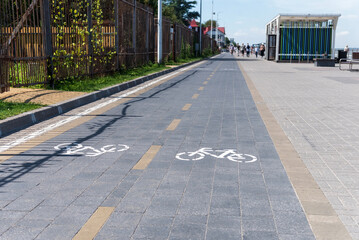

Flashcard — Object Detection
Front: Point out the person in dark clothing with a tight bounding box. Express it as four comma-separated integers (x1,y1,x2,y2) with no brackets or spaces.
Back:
260,44,265,58
246,43,250,57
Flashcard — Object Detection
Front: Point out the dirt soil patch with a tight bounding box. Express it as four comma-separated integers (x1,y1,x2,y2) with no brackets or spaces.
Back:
0,88,86,105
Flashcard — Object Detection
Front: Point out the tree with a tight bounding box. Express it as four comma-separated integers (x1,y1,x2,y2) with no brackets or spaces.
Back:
139,0,157,9
163,0,199,25
204,20,218,28
139,0,199,26
225,37,230,45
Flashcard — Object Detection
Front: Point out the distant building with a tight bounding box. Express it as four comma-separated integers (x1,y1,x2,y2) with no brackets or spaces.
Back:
189,19,199,31
266,14,340,61
203,27,226,47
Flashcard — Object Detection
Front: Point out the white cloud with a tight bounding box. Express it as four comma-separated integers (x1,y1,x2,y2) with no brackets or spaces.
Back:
341,14,359,19
337,31,350,36
233,31,248,37
272,0,359,13
250,27,265,35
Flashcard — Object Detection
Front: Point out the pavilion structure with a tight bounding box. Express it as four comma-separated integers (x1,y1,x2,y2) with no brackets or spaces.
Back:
266,14,341,61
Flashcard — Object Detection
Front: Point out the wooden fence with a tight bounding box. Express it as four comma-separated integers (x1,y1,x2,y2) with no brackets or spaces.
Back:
0,0,216,93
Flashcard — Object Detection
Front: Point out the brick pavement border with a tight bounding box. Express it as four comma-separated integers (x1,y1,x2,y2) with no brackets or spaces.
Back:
237,61,352,240
0,59,205,138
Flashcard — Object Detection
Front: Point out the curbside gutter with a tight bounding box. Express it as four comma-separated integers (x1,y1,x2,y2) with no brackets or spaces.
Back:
0,59,204,137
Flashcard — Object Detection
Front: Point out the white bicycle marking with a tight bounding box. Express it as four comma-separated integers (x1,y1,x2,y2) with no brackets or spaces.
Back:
176,147,257,163
54,143,129,157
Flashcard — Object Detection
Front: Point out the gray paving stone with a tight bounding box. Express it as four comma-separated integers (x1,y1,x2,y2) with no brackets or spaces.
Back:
178,193,211,216
95,227,134,240
207,214,241,229
24,206,65,220
243,231,279,240
206,228,241,240
169,221,206,240
274,210,314,236
209,195,241,216
132,223,172,240
242,215,277,232
116,191,154,213
104,212,142,228
145,194,182,216
278,234,316,240
241,198,273,217
34,223,79,240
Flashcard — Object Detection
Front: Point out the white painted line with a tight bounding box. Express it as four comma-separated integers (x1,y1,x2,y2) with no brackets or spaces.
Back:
0,62,204,153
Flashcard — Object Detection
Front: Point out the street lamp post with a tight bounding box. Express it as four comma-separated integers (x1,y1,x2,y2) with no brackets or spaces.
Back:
216,12,220,45
157,0,162,63
199,0,202,55
210,0,213,50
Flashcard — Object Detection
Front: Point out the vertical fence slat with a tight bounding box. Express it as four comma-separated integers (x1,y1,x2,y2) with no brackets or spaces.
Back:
42,0,53,87
87,0,94,76
115,0,120,71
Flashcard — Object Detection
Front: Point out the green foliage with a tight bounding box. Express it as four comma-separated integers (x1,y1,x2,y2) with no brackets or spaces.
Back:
52,63,169,92
225,37,231,45
163,0,199,25
51,0,115,82
202,48,213,57
180,39,193,59
204,20,218,28
0,101,45,120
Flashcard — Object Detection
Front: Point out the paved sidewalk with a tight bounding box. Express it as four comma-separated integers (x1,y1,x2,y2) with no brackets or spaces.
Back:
0,54,318,239
238,55,359,239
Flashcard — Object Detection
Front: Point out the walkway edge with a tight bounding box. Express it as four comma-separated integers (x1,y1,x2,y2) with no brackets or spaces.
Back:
0,59,204,137
237,61,352,240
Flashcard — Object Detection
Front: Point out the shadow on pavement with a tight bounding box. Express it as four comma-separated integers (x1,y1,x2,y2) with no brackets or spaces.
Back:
0,60,208,189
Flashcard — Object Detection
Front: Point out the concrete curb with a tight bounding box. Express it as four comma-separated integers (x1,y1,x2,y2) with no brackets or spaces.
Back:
0,59,204,137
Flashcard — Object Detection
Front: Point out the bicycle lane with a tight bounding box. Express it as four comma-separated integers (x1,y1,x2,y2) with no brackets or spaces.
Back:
0,53,314,239
0,57,218,239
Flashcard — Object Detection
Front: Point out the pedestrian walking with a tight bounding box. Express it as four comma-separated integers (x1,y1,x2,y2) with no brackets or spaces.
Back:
260,44,265,58
246,43,250,57
241,43,245,57
255,46,258,58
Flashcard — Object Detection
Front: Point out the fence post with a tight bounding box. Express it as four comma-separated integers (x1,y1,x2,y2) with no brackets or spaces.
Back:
87,0,93,76
133,0,136,65
42,0,54,87
146,6,149,63
115,0,120,71
172,24,176,62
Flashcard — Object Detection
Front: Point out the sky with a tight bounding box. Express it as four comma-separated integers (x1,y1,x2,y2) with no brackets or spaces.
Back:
194,0,359,48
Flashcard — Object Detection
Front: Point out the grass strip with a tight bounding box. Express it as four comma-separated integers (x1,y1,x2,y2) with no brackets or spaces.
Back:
0,101,45,120
53,63,170,92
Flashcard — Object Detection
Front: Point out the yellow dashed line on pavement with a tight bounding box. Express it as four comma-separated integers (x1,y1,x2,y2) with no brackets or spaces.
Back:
198,87,204,91
182,104,192,111
203,81,208,85
166,119,181,131
207,77,211,80
192,94,199,99
73,207,114,240
133,145,162,170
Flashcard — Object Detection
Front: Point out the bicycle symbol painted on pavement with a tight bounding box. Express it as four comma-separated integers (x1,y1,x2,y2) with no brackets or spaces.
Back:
176,147,257,163
54,143,129,157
